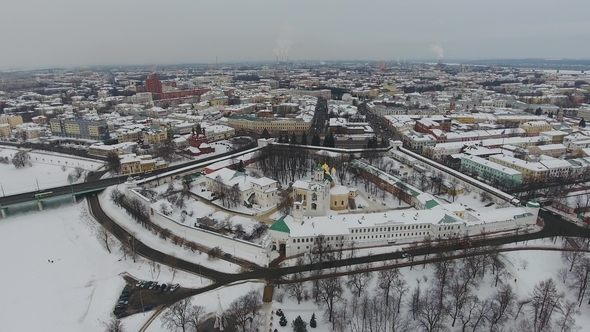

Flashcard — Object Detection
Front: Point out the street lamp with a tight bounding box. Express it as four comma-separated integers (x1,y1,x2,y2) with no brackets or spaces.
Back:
140,291,145,316
198,263,202,283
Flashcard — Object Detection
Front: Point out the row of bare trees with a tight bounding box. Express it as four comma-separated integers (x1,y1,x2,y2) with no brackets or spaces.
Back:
278,239,581,332
159,290,263,332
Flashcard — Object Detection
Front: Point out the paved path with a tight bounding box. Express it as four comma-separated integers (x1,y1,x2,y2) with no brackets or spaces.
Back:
138,306,167,332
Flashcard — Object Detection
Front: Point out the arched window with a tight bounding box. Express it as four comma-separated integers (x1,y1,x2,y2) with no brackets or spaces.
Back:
312,193,317,201
311,203,317,210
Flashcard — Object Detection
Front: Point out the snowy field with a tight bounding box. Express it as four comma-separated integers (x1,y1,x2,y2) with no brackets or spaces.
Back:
128,238,590,332
99,186,247,272
0,148,103,195
0,201,210,332
140,281,265,332
269,239,590,332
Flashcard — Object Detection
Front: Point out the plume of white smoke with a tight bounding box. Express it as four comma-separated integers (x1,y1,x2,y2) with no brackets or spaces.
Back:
273,24,295,61
274,38,293,59
430,43,444,60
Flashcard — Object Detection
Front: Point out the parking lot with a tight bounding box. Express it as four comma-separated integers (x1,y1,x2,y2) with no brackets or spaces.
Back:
113,276,199,318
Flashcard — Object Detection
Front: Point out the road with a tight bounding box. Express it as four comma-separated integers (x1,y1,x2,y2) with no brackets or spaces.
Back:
89,186,590,284
88,194,238,284
0,141,257,207
357,102,401,142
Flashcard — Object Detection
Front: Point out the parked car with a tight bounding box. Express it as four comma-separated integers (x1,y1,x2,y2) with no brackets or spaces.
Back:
143,305,153,312
165,284,173,292
159,284,167,292
119,295,130,301
149,282,158,290
136,280,144,287
170,283,180,292
144,281,153,289
118,300,129,305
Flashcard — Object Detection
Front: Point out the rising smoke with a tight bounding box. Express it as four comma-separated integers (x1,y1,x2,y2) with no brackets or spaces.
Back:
273,24,295,62
429,43,444,61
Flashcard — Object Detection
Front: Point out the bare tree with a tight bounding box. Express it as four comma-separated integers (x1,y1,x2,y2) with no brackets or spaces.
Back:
569,256,590,305
415,288,449,332
555,300,580,332
433,252,456,307
105,152,121,174
447,272,473,328
160,299,193,332
457,296,487,332
310,235,334,264
105,318,125,332
11,150,31,169
97,226,115,254
376,263,398,306
485,283,516,332
285,263,306,305
228,289,263,332
346,263,374,297
316,275,343,329
527,278,563,332
187,305,206,332
408,282,424,321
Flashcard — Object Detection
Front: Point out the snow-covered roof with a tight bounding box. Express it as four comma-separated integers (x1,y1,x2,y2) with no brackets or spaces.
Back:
250,177,277,187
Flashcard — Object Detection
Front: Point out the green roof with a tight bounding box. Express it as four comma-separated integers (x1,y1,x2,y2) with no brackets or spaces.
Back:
438,214,458,224
324,172,333,183
269,216,290,234
425,200,440,209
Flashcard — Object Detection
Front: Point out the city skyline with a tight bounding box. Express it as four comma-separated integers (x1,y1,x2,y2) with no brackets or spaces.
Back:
1,0,589,69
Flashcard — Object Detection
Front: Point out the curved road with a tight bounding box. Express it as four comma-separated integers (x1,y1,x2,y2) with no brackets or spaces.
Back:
89,191,590,284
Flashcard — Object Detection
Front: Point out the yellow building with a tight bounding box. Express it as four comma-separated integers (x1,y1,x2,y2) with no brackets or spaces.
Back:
142,126,167,144
0,115,23,129
489,155,548,182
0,123,11,137
49,118,110,140
292,163,356,213
210,97,229,106
519,121,553,134
120,154,168,175
228,115,312,134
449,114,474,124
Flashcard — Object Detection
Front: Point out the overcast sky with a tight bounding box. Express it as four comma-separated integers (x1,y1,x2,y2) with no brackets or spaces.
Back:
1,0,589,69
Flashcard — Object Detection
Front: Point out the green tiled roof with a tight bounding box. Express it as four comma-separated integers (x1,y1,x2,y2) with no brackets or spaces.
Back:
425,200,440,209
269,216,290,233
438,214,458,224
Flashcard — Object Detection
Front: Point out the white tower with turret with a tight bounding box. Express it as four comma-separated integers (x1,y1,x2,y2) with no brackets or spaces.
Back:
293,201,303,224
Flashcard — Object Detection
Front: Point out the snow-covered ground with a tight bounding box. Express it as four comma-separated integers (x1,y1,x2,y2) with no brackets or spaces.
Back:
99,186,244,273
0,148,103,195
0,201,210,332
129,238,590,332
140,281,265,332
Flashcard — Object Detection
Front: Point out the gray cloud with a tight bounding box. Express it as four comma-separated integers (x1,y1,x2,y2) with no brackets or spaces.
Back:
1,0,589,69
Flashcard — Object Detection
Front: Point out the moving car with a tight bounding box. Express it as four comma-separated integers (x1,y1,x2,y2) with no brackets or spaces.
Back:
170,283,180,292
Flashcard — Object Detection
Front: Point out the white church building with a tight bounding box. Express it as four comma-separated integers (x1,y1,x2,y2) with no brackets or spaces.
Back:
205,168,279,209
269,197,541,257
